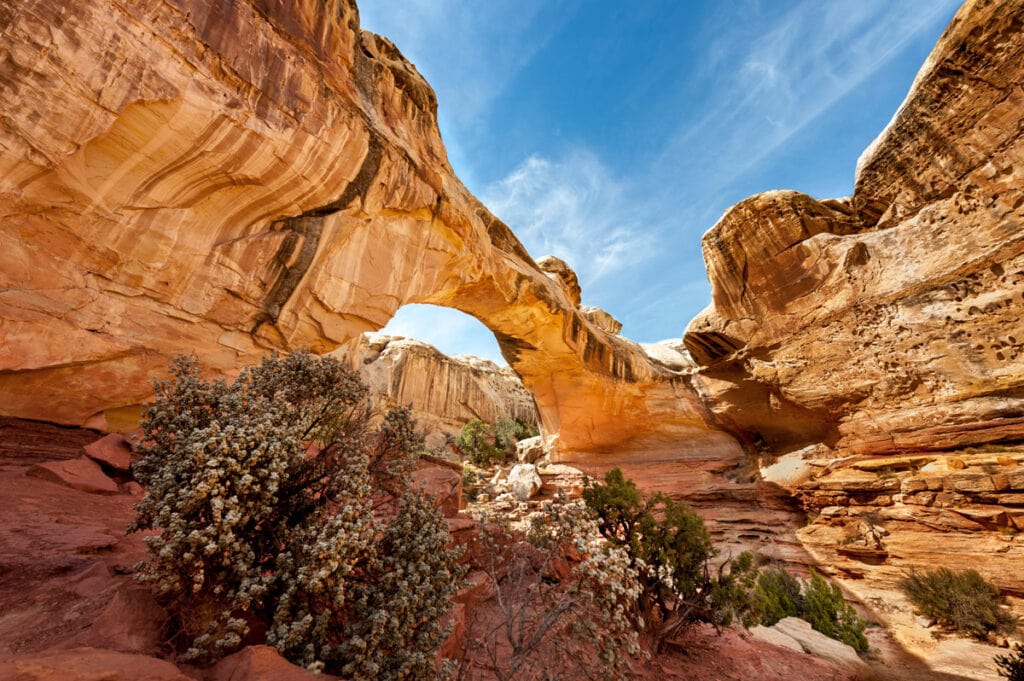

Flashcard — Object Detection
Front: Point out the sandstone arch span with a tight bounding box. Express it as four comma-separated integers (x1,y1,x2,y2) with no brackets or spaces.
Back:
0,0,738,460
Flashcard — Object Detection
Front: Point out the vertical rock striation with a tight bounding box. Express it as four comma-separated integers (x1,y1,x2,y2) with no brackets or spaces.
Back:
355,334,539,442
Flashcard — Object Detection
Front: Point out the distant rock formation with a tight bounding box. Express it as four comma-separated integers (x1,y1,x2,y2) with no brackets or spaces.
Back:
0,0,735,462
355,334,539,445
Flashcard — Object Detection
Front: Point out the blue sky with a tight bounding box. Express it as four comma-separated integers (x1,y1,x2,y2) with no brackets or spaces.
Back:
358,0,963,364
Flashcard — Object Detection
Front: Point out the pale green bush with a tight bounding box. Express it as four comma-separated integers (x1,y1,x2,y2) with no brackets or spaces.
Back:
130,352,463,677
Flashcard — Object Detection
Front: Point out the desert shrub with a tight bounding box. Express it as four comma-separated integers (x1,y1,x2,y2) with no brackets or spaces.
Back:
717,558,867,653
457,416,538,466
582,469,868,654
456,418,503,466
471,492,642,680
899,568,1016,639
996,643,1024,681
493,417,539,453
752,566,805,627
130,352,463,677
802,571,869,653
582,467,717,652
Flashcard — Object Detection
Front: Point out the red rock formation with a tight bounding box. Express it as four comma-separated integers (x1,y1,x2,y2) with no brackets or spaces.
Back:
356,334,540,442
683,3,1024,672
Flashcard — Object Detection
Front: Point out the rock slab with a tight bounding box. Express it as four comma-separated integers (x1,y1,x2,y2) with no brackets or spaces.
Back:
27,457,120,495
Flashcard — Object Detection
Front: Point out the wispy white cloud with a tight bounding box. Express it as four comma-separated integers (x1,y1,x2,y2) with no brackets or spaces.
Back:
481,150,655,291
358,0,578,189
659,0,962,194
359,0,963,353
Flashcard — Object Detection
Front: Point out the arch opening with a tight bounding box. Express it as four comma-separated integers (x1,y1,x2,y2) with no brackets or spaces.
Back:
371,304,507,366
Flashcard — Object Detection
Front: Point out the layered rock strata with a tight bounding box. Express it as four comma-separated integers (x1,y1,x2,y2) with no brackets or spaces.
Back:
683,2,1024,668
685,0,1024,458
355,333,539,443
0,0,736,461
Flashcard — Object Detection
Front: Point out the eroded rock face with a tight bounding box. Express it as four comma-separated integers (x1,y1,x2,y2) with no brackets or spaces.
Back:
685,0,1024,458
683,3,1024,668
355,334,538,441
0,0,733,460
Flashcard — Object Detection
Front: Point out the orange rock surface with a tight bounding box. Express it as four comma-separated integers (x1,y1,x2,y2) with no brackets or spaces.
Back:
0,0,735,463
685,0,1024,458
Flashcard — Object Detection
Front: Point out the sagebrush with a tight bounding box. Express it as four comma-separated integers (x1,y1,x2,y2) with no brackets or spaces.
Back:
130,352,463,678
899,568,1015,639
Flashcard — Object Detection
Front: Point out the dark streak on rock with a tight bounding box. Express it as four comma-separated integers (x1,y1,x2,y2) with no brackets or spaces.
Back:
494,331,537,366
252,134,383,339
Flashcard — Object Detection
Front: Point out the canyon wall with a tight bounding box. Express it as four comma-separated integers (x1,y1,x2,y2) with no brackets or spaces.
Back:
684,0,1024,458
684,0,1024,621
0,0,738,460
355,334,539,443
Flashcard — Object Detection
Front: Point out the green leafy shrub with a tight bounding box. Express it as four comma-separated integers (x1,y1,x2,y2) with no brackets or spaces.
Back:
996,643,1024,681
583,468,868,654
457,416,538,466
802,571,869,653
717,558,868,653
456,418,503,466
583,468,717,652
130,352,463,677
752,566,804,627
899,568,1016,639
494,416,539,453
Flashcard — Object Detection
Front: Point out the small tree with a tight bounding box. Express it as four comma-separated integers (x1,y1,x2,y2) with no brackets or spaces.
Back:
899,568,1016,640
493,417,539,455
582,468,717,652
470,492,642,680
457,418,503,466
714,556,868,653
802,570,869,653
131,352,463,677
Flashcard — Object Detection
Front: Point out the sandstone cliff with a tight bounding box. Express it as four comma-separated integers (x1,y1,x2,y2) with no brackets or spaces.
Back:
683,1,1024,666
0,0,738,461
685,0,1024,459
355,334,539,444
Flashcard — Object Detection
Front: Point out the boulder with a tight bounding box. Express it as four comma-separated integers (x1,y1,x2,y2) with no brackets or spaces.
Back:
83,587,166,654
209,645,337,681
83,433,133,473
507,464,542,501
27,457,119,495
411,466,462,518
771,618,877,680
748,625,804,654
515,436,546,464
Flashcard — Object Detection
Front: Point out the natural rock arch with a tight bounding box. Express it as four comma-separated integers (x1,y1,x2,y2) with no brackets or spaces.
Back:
0,0,736,461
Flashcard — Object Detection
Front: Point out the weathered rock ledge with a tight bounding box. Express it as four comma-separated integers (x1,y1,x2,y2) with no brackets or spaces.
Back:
685,0,1024,460
0,0,736,462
